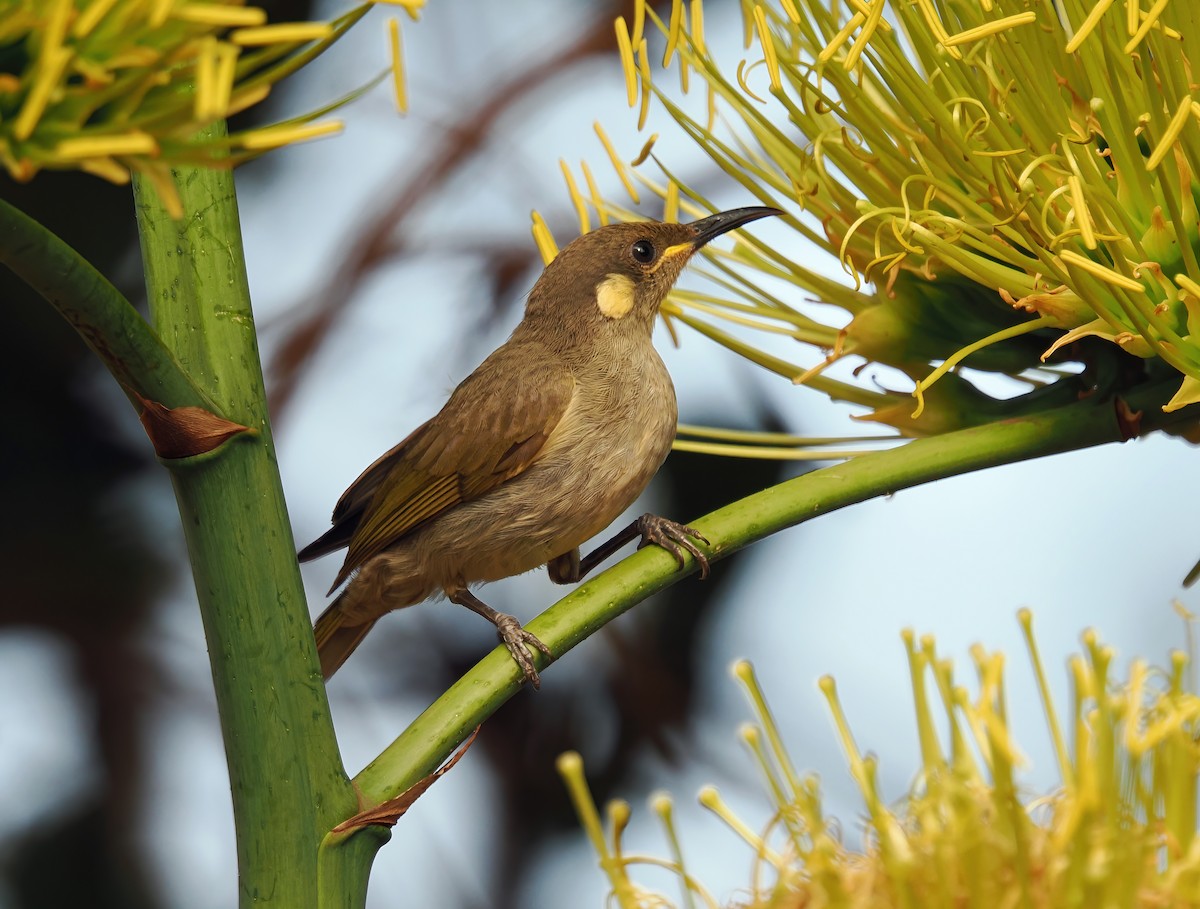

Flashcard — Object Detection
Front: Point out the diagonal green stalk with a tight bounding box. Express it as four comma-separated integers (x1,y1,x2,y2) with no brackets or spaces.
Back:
353,381,1193,804
131,124,365,908
0,194,210,411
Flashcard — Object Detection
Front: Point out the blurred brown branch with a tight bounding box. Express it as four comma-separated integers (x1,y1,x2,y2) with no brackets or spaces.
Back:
266,0,635,416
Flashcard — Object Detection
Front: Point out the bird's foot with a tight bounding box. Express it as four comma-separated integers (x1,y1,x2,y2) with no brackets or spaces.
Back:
635,513,711,580
491,612,554,690
447,586,553,689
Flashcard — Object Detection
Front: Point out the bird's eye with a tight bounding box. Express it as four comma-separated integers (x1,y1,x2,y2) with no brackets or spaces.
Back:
631,239,656,264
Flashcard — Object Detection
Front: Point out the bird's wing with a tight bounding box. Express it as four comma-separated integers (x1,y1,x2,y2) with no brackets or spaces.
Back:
296,425,427,563
326,344,576,588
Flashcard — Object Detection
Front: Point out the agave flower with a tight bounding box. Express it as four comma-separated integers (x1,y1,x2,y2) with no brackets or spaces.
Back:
559,612,1200,908
0,0,421,215
553,0,1200,440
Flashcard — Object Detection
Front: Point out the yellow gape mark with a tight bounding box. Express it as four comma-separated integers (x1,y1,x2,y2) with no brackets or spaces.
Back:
648,241,697,274
595,273,636,319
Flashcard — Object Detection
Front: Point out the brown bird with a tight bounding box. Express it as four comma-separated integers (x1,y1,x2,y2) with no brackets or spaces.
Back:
299,206,781,687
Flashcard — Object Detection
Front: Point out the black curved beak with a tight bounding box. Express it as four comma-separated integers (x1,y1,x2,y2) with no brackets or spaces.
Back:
687,206,783,248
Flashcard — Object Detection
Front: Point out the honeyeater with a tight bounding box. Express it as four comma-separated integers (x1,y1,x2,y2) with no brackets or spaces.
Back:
299,206,781,687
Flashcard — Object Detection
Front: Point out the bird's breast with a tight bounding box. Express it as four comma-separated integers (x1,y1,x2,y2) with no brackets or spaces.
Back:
539,345,678,540
405,343,678,586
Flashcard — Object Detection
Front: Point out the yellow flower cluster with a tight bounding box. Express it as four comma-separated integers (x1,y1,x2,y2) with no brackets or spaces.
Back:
560,611,1200,908
556,0,1200,438
1,0,421,215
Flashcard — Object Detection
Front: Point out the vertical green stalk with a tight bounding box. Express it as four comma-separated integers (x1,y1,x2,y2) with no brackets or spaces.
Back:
131,123,368,907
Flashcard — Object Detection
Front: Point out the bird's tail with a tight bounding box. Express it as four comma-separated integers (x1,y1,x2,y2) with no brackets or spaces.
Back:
313,596,377,680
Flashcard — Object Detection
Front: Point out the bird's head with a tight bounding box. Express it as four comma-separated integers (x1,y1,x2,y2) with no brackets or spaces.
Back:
523,206,782,345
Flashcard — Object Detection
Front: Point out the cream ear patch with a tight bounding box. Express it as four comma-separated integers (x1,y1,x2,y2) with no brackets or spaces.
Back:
595,273,636,319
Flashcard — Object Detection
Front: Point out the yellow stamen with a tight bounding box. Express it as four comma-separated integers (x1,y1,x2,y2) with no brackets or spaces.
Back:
140,162,183,219
913,0,962,59
107,46,161,68
560,160,590,235
1145,95,1194,170
594,122,640,204
55,131,159,159
637,38,652,130
229,23,335,45
912,316,1055,418
1174,274,1200,300
941,12,1038,47
691,0,706,56
736,59,767,104
211,41,239,118
697,786,784,867
632,0,645,49
1138,8,1180,39
1123,0,1170,52
1067,176,1096,249
227,84,271,117
530,211,558,265
1018,609,1074,788
79,157,131,184
14,47,70,141
172,3,267,26
72,0,121,37
615,17,637,108
818,12,865,64
44,0,71,48
1064,0,1116,53
373,0,424,19
753,5,781,93
556,753,627,900
779,0,800,23
630,134,658,167
845,0,888,70
192,36,238,121
1060,249,1146,292
606,799,631,856
194,36,218,120
73,57,115,88
845,0,891,32
238,120,343,150
664,180,679,223
149,0,172,27
664,0,683,67
579,161,609,226
388,18,407,114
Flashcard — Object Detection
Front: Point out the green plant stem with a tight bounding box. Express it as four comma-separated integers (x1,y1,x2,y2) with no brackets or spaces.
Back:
353,384,1189,804
132,126,365,908
0,194,211,410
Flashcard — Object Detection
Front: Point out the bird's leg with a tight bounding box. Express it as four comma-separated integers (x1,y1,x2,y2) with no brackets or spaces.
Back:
550,512,711,584
445,585,554,689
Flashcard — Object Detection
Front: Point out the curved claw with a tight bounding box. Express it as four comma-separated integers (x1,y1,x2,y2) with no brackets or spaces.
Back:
493,613,553,690
635,514,712,580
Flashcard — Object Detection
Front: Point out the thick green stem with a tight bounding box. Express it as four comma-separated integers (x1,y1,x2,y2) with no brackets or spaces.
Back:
0,194,210,410
132,128,364,908
353,386,1188,803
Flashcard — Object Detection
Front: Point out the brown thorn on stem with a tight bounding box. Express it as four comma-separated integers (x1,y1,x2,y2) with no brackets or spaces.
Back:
331,726,481,833
136,394,252,459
